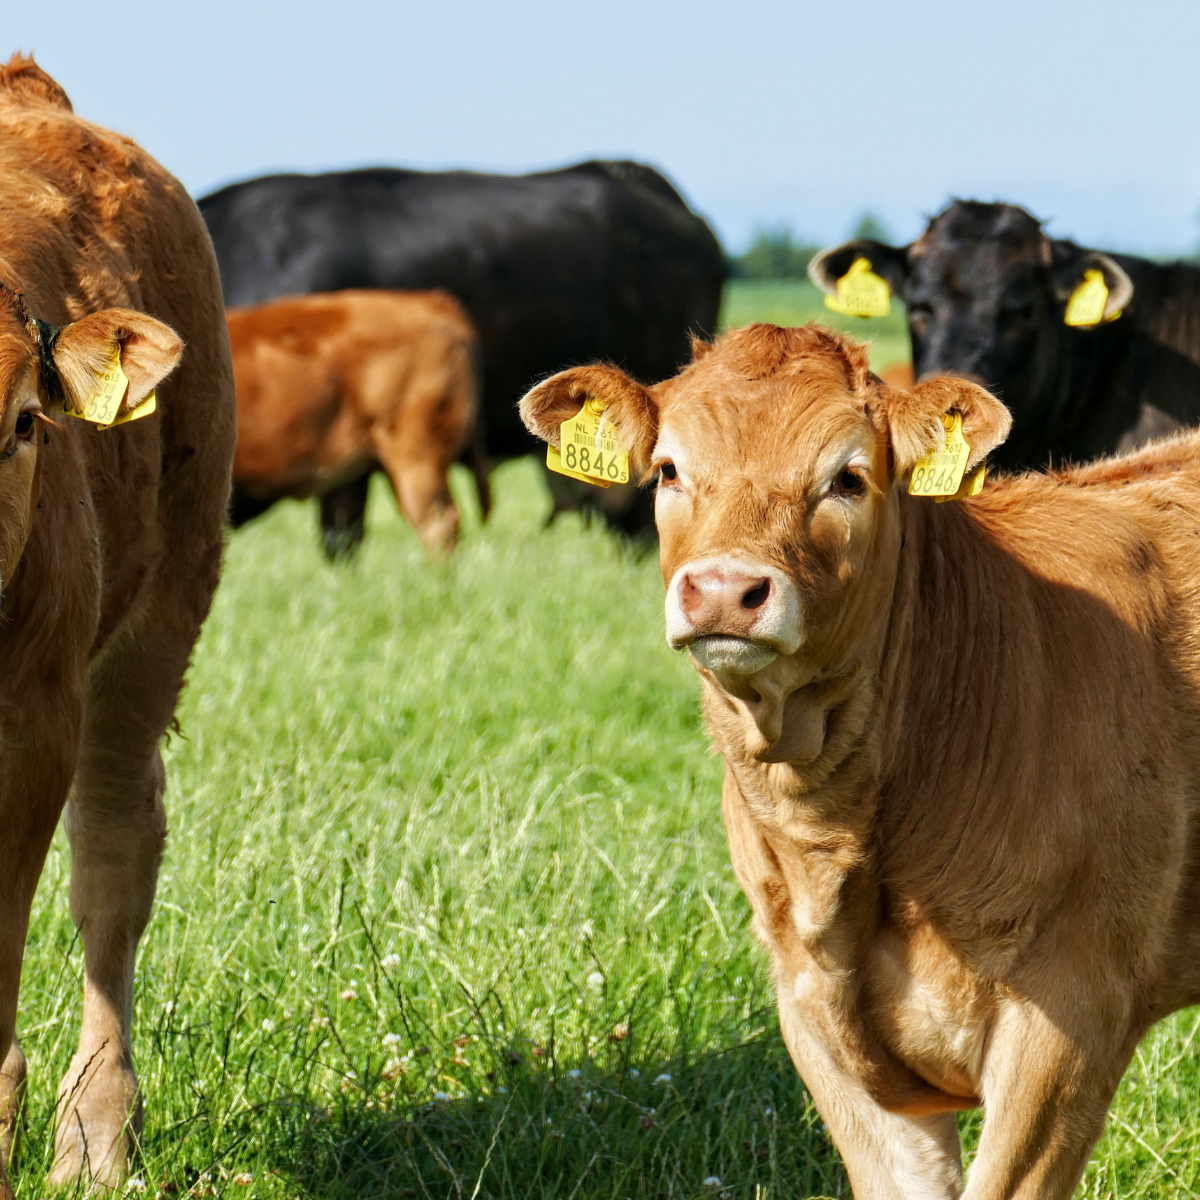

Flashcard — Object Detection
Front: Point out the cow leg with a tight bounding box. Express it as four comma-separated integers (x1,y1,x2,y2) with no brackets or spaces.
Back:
378,453,460,555
319,475,371,560
960,999,1136,1200
0,1041,26,1171
50,624,191,1189
0,739,75,1198
721,772,964,1199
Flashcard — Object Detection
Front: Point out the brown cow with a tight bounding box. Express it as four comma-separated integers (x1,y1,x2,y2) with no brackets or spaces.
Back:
521,322,1200,1199
227,289,486,557
0,56,235,1191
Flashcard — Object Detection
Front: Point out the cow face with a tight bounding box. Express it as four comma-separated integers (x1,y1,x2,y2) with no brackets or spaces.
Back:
810,202,1132,466
0,288,181,586
521,325,1010,761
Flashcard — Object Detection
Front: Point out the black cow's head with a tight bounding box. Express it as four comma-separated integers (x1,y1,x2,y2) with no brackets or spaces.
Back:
810,201,1134,467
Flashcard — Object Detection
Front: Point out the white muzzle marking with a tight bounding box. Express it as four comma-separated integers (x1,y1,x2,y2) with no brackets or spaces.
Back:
665,556,802,676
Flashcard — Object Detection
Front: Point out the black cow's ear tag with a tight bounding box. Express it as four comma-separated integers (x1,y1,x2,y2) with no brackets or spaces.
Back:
1065,269,1122,327
825,257,891,319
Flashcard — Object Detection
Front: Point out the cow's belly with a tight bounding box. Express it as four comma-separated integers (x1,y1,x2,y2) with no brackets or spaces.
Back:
862,923,993,1102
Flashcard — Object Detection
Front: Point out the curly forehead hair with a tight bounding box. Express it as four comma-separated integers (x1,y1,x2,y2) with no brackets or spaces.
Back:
692,322,874,394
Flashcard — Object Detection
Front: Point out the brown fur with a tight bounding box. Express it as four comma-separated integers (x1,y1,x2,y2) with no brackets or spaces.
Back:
0,56,235,1192
228,289,484,555
520,321,1200,1198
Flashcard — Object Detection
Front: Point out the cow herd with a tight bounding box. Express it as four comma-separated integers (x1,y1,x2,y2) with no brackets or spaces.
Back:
7,49,1200,1200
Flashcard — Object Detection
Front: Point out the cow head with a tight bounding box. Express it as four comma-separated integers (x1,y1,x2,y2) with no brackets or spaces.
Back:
521,324,1011,764
0,286,181,585
809,201,1132,467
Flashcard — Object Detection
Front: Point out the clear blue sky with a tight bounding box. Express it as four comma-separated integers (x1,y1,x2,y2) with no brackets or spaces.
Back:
9,1,1200,255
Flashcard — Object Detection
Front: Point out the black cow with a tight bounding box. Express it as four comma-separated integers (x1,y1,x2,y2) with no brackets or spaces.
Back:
810,200,1200,470
198,161,724,535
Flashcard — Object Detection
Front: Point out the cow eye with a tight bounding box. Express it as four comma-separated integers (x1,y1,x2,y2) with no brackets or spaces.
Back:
833,467,866,496
14,404,38,439
659,461,678,483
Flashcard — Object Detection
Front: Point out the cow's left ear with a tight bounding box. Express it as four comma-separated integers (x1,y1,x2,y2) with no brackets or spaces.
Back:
519,364,659,476
49,308,182,414
1049,242,1134,322
877,375,1012,479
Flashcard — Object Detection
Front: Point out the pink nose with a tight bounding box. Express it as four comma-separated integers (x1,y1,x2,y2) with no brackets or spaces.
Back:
678,567,772,636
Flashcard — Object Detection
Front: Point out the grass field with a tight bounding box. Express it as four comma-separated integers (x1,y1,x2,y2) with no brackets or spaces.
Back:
11,290,1200,1199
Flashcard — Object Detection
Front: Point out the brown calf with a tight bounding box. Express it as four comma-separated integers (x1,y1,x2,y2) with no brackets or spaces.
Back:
227,289,485,557
521,322,1200,1199
0,57,235,1191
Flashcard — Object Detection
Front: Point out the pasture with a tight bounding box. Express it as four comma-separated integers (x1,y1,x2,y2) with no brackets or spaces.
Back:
14,290,1200,1200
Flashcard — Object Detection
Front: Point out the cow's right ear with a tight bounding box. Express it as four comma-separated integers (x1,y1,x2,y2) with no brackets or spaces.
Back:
50,308,182,415
519,365,659,476
808,238,911,298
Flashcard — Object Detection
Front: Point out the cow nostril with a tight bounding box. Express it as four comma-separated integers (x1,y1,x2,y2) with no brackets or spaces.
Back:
741,579,770,610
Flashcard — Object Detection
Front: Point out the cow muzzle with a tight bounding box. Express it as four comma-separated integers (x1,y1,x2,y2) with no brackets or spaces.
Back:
665,557,802,676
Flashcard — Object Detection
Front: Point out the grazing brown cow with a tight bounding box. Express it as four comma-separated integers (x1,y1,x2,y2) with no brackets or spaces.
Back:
227,290,486,557
521,322,1200,1199
0,56,235,1191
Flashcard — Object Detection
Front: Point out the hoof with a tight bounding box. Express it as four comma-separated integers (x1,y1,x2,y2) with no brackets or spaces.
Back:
50,1050,140,1189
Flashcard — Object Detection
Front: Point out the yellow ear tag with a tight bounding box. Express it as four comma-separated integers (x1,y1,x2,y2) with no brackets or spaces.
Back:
62,341,129,425
824,257,892,319
908,412,971,498
105,390,157,427
1064,268,1113,327
546,396,630,489
935,459,987,503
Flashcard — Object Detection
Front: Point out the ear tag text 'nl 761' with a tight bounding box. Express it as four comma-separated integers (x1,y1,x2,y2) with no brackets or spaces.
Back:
824,257,892,319
546,396,630,488
1064,268,1122,327
908,412,971,498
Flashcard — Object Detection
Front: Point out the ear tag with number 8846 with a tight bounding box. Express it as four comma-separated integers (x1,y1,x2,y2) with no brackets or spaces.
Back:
908,412,971,498
546,396,630,488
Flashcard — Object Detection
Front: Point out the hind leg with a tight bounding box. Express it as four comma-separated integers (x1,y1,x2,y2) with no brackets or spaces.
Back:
50,628,187,1188
319,475,371,560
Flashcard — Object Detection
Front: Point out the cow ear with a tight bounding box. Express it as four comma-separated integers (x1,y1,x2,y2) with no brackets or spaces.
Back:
1050,242,1134,322
50,308,182,413
879,375,1012,479
519,365,659,476
809,238,911,298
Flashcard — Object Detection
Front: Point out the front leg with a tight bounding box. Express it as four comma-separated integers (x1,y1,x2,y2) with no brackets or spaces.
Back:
722,771,965,1199
962,996,1137,1200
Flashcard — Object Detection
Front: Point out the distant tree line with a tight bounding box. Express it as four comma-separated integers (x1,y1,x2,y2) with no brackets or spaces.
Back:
728,213,894,279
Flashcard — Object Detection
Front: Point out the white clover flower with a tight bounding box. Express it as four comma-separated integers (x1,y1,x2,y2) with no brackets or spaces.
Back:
433,1090,449,1102
703,1177,722,1189
586,971,605,990
261,1018,275,1033
233,1173,253,1186
567,1068,582,1079
381,953,400,969
339,988,358,1001
382,1032,402,1047
653,1073,672,1085
579,921,595,939
126,1177,147,1193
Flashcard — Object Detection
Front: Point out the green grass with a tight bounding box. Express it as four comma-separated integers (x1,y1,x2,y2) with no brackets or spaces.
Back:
720,279,910,372
10,286,1200,1199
